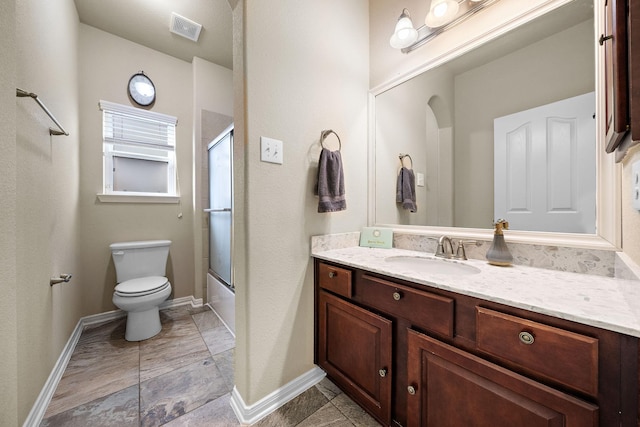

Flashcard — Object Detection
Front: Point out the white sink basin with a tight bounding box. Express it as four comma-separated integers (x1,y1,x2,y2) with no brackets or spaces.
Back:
384,256,481,276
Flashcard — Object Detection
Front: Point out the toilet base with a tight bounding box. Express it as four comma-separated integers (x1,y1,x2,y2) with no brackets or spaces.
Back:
112,283,172,342
125,306,162,341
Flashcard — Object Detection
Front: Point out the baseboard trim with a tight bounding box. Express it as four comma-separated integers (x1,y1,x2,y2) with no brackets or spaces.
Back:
162,295,203,309
230,366,326,426
22,295,203,427
22,318,85,427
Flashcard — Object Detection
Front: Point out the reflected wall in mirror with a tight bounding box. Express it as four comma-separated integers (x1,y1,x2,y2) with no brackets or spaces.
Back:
375,0,596,233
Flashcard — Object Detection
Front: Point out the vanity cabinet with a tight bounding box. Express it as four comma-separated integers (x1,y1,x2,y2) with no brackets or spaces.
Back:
317,290,393,423
314,259,638,427
406,330,598,427
316,262,393,424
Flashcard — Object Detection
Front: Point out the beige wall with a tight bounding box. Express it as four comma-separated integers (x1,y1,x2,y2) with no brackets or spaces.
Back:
232,0,370,405
0,0,18,424
622,144,640,264
12,0,82,423
77,24,196,314
375,66,455,226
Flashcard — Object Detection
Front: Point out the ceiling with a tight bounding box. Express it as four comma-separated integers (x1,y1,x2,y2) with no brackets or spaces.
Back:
74,0,233,69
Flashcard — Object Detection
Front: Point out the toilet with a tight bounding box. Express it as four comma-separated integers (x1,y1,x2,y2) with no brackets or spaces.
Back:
110,240,172,341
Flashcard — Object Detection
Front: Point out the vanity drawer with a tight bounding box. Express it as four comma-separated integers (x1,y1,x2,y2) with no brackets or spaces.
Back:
318,262,352,298
358,274,454,338
476,307,599,397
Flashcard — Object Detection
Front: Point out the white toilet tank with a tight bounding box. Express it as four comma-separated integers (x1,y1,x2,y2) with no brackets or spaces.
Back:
110,240,171,283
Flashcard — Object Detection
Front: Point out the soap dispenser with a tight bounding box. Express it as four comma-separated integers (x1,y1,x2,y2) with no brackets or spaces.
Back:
486,219,513,266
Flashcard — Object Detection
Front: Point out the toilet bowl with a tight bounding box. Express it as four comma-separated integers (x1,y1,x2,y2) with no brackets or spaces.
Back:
110,240,172,341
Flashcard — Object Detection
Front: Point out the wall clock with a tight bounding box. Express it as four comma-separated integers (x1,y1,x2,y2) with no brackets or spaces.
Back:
127,71,156,107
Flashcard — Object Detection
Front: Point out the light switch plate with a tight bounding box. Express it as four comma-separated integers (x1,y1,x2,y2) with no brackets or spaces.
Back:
416,172,425,187
260,136,283,164
633,161,640,210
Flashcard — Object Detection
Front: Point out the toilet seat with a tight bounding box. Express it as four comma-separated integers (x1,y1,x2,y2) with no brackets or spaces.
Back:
115,276,170,297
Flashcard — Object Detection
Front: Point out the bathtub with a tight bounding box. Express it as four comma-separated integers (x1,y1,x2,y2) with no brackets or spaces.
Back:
207,273,235,335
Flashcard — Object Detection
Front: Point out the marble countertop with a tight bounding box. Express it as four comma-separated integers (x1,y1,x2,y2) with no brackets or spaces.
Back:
312,246,640,338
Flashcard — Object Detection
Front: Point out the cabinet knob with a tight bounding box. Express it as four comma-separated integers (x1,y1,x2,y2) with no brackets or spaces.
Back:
328,271,336,278
379,368,387,378
392,292,402,301
407,385,416,395
519,331,535,345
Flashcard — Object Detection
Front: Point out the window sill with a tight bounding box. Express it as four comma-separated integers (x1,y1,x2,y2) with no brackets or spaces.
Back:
97,193,181,204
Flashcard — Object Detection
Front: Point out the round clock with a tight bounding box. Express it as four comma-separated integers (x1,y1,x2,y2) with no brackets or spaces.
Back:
127,72,156,107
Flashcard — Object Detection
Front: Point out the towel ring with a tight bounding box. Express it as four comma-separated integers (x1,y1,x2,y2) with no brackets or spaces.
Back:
320,129,341,151
399,153,413,169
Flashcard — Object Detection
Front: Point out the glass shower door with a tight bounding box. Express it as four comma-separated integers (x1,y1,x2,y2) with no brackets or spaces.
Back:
207,126,233,289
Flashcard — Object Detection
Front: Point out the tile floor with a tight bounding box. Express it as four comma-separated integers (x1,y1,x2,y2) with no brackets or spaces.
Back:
41,304,380,427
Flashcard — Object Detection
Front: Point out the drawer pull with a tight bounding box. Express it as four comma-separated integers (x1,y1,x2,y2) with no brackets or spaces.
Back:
379,368,387,378
519,331,535,345
407,385,416,395
328,271,337,278
392,292,402,301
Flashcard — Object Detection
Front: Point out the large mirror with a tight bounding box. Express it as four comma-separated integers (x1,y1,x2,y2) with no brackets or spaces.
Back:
373,0,604,237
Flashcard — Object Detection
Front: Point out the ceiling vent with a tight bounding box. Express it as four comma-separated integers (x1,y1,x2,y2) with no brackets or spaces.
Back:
170,12,202,42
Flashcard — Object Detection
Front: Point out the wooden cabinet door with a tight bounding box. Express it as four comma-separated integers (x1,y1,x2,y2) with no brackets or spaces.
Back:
318,290,393,425
406,329,598,427
603,0,629,152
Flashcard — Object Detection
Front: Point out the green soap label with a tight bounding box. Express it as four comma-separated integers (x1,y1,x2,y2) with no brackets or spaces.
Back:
359,227,393,249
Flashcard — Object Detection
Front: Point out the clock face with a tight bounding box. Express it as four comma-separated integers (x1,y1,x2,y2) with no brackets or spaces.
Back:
128,72,156,107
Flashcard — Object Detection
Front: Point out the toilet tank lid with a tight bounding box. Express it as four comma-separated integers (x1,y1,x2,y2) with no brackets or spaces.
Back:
110,240,171,250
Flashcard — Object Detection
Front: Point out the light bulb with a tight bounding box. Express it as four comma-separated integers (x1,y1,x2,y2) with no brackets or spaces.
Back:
425,0,459,28
390,9,418,49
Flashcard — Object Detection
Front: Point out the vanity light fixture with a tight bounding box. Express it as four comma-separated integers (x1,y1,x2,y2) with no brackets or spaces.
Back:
425,0,460,28
390,0,500,53
390,9,419,49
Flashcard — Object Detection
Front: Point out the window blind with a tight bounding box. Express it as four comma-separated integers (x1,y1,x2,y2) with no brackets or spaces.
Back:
99,100,177,150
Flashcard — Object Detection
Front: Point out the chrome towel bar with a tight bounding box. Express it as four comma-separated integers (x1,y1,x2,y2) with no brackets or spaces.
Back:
16,88,69,136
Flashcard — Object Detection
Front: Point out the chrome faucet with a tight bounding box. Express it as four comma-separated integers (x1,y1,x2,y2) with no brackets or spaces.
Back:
435,236,472,260
435,236,455,258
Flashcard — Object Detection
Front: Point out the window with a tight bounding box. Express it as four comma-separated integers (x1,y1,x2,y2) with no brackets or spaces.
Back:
99,100,178,199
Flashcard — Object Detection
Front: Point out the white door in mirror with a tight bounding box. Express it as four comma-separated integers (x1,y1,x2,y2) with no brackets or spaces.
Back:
494,92,595,234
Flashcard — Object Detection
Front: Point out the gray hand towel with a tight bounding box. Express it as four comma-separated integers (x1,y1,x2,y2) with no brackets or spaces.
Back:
315,148,346,213
396,167,417,212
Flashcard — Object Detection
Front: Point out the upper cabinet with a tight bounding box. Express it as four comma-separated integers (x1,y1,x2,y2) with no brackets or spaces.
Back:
604,0,640,158
603,0,629,152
